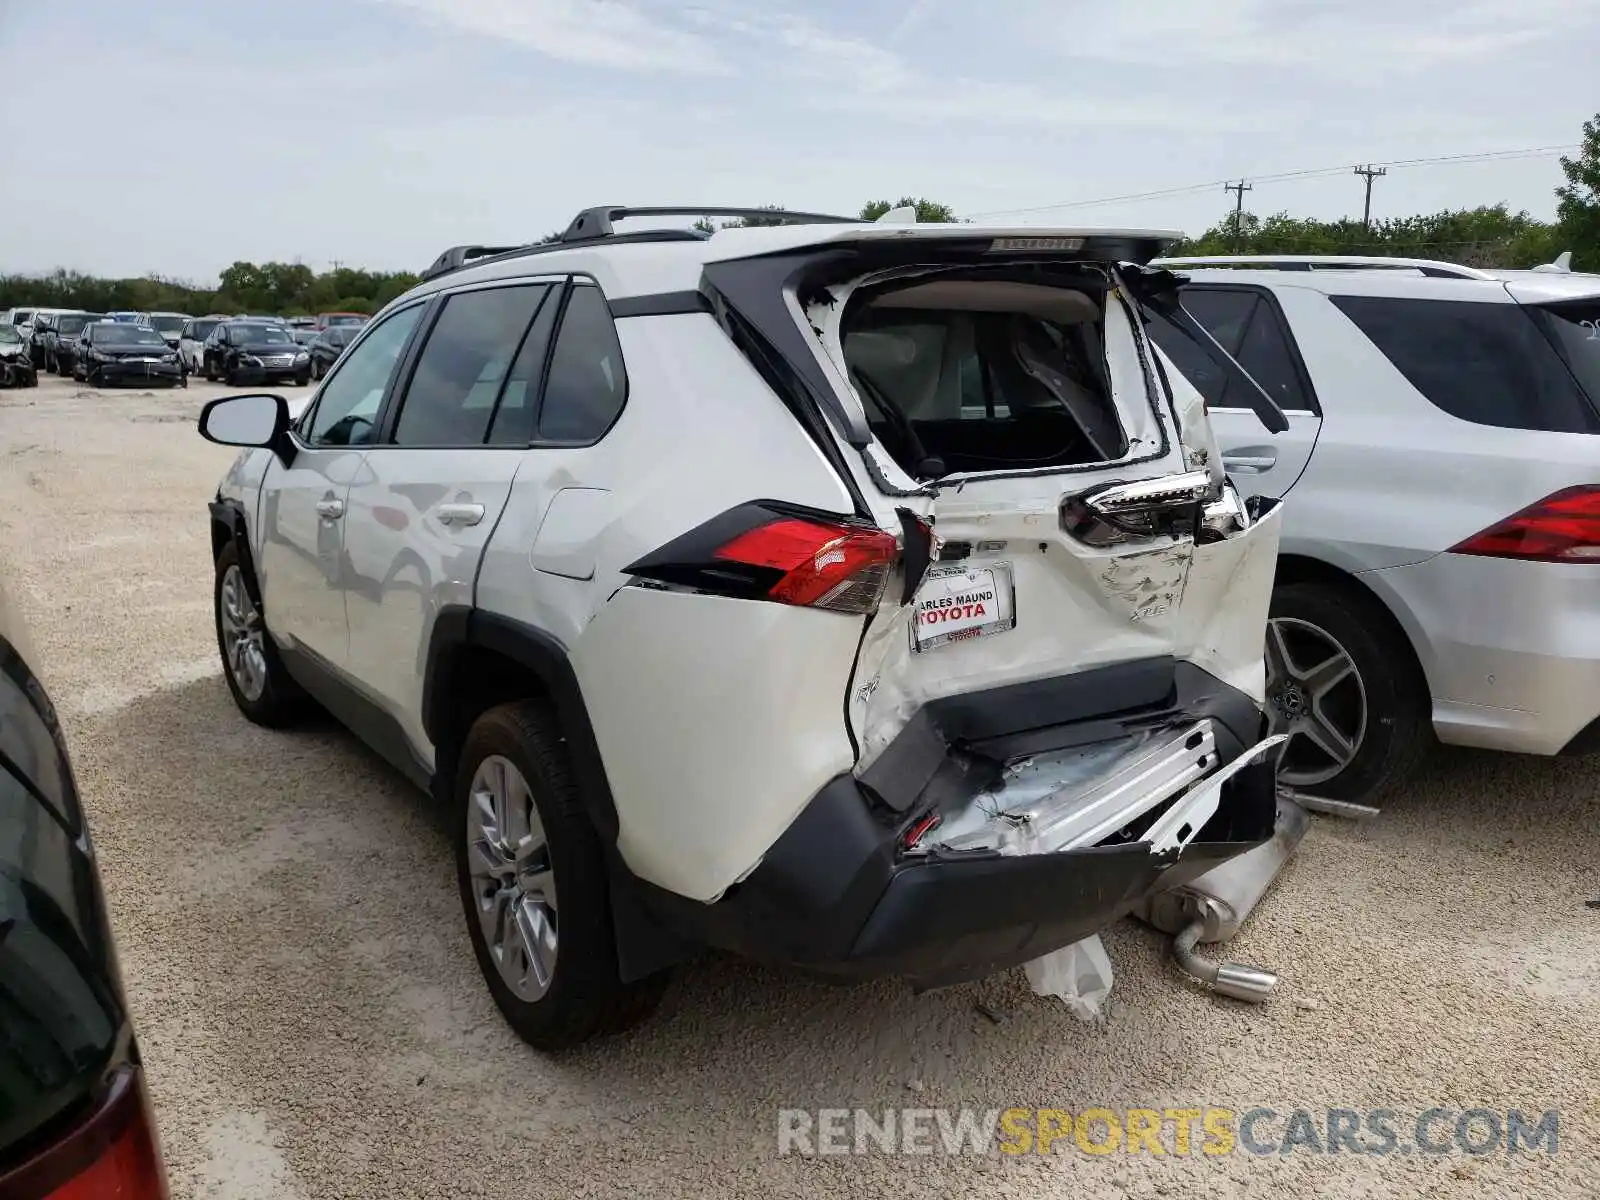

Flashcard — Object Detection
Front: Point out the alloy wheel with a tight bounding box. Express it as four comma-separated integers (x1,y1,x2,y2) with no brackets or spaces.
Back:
218,564,269,702
1265,616,1368,788
467,755,559,1002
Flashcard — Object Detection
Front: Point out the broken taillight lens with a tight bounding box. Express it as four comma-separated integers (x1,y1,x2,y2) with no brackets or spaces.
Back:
1062,470,1213,547
715,518,898,613
1449,486,1600,563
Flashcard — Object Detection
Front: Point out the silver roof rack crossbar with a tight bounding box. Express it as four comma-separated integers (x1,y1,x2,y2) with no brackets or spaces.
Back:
1151,254,1495,281
558,205,857,242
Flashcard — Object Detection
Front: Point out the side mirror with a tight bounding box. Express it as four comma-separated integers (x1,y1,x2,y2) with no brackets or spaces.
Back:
198,393,289,448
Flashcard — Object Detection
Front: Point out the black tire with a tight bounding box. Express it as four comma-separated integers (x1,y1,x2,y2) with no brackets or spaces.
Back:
455,701,667,1051
213,540,306,728
204,358,217,382
310,359,324,382
224,366,240,388
1268,581,1432,803
87,366,103,387
294,372,309,387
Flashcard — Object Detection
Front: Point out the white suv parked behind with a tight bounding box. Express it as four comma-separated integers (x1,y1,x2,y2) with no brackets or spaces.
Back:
1147,254,1600,802
198,206,1289,1048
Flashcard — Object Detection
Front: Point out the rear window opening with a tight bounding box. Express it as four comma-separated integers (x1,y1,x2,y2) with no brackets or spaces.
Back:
839,274,1131,479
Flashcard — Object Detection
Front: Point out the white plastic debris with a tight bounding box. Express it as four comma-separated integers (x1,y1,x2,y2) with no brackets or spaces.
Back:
1024,935,1114,1020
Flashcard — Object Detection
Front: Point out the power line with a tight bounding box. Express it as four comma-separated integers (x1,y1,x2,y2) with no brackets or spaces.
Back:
966,142,1580,220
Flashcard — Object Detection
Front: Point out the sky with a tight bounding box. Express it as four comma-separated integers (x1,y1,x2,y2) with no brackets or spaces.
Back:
1,0,1595,283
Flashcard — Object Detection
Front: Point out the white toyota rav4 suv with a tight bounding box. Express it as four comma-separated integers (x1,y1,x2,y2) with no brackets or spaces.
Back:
198,206,1290,1048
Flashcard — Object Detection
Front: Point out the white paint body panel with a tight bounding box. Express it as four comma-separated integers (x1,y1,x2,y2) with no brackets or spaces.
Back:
342,448,525,766
573,591,863,902
530,487,612,581
256,447,367,666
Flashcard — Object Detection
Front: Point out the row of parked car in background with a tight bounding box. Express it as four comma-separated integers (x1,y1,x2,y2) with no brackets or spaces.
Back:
0,307,368,388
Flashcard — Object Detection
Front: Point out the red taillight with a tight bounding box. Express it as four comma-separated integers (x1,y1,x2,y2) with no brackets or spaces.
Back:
714,518,898,613
19,1068,169,1200
1449,486,1600,563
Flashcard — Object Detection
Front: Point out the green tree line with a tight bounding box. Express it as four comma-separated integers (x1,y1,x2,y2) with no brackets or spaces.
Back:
5,115,1599,314
0,261,420,319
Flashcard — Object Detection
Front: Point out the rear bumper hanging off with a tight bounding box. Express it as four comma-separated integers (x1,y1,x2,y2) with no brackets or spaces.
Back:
636,657,1281,988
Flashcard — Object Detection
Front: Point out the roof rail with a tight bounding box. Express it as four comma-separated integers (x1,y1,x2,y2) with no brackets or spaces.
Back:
558,205,857,242
1151,254,1495,281
420,244,524,282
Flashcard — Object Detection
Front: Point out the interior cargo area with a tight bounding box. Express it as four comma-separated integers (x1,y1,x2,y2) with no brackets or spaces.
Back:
839,271,1133,479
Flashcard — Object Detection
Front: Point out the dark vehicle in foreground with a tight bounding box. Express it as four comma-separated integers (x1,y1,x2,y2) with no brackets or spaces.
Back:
0,324,38,387
0,576,170,1197
72,323,185,388
305,323,357,380
45,313,105,375
202,320,310,386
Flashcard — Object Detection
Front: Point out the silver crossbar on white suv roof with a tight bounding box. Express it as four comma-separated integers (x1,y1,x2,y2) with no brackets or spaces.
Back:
198,202,1294,1048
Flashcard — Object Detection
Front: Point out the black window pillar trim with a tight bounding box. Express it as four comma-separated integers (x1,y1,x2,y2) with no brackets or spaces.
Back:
371,292,448,446
700,250,874,449
698,264,874,517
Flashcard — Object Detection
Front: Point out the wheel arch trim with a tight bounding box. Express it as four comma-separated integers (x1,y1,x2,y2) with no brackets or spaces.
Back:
423,606,620,842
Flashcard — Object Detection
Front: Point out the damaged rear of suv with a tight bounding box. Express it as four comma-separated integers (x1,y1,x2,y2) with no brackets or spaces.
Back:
620,219,1293,990
200,207,1292,1048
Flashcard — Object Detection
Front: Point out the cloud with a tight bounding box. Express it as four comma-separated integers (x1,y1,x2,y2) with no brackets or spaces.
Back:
759,14,1267,132
370,0,728,73
1056,0,1594,76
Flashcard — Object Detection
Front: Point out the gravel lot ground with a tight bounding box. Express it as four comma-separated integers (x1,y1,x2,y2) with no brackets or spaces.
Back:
2,371,1598,1199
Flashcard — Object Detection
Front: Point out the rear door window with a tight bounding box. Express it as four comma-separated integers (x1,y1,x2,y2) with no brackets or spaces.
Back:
1331,295,1600,433
485,286,560,445
389,284,550,447
1148,287,1315,413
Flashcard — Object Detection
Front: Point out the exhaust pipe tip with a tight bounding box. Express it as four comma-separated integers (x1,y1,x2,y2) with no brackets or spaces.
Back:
1211,962,1279,1002
1171,913,1278,1004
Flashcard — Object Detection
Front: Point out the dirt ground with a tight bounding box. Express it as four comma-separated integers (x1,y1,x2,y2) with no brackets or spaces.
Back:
2,372,1598,1199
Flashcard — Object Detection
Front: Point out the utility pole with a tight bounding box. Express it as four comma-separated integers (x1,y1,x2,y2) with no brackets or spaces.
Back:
330,259,344,272
1354,164,1387,230
1223,180,1253,251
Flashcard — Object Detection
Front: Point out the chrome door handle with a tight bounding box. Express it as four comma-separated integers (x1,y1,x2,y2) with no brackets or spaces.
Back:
1222,451,1277,474
437,502,486,528
315,498,345,519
